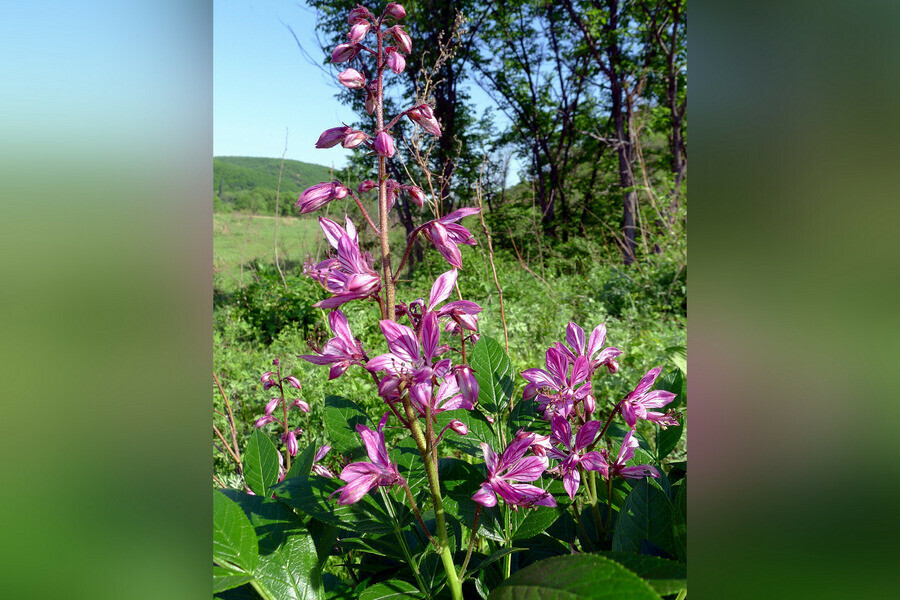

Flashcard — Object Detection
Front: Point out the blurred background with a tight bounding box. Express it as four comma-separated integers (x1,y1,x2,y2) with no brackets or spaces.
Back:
1,0,899,598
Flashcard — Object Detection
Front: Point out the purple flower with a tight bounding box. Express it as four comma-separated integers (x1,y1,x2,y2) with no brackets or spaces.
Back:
604,430,661,480
261,371,277,390
384,3,406,20
358,179,377,194
299,309,367,379
385,47,406,74
409,377,473,416
472,436,556,510
421,207,480,268
254,415,278,428
334,414,404,505
332,43,359,63
454,364,479,406
304,217,381,308
290,399,310,412
426,268,483,329
562,322,623,373
338,68,366,89
619,367,678,429
406,104,441,137
312,445,336,478
374,131,396,157
403,185,425,206
316,126,351,149
295,181,349,213
546,417,607,500
347,21,370,44
365,312,441,379
522,350,593,420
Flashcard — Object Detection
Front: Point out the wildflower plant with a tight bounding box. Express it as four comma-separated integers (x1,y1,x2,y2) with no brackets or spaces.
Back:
213,4,687,599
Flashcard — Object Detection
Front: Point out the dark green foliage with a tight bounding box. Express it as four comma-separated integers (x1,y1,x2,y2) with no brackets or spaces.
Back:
234,261,327,345
215,156,335,215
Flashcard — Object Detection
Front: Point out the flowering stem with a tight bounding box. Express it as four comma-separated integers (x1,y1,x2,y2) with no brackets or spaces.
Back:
590,401,623,452
375,23,396,321
401,396,463,600
276,363,291,472
380,487,430,598
402,481,438,549
349,190,380,235
392,224,425,284
459,504,482,581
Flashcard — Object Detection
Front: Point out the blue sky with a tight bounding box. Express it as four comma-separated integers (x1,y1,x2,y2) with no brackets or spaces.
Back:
214,0,521,181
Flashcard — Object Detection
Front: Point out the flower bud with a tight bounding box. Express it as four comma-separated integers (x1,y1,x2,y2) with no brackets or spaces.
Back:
348,5,374,24
296,181,350,213
583,394,596,416
316,126,351,149
405,185,425,206
291,399,310,413
331,43,359,63
348,21,370,44
342,130,369,149
374,131,396,158
406,104,442,137
455,365,479,405
385,47,406,74
365,93,375,115
449,420,468,436
607,359,619,374
385,3,406,20
264,397,281,415
254,415,277,428
388,26,412,54
284,376,301,389
261,371,277,390
283,430,299,457
337,68,366,89
358,179,377,193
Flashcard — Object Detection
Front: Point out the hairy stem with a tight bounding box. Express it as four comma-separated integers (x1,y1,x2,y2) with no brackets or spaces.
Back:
401,396,463,600
375,23,395,320
459,504,482,581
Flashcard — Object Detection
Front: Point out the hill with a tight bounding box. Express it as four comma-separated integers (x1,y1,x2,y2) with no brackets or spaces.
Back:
214,156,336,214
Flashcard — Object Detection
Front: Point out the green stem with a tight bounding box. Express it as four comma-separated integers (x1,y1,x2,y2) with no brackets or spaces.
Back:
586,469,603,532
675,588,687,600
572,501,594,552
502,506,512,578
381,488,430,599
401,397,463,600
248,579,278,600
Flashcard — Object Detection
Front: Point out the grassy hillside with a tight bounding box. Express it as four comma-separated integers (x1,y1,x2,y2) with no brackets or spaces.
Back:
214,156,338,215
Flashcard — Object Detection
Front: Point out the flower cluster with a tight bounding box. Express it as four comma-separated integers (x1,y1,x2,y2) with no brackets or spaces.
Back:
510,322,680,500
254,359,309,459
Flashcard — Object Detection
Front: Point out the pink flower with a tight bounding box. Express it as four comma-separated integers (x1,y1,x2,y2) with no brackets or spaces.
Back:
409,376,472,416
604,430,661,480
472,436,556,511
384,3,406,20
334,414,404,505
282,427,303,457
404,185,425,206
338,68,366,89
560,322,622,373
261,371,277,390
420,207,480,268
332,43,359,63
374,131,396,157
312,445,336,478
522,350,593,420
546,417,607,500
299,309,367,379
358,179,377,194
295,181,349,213
619,367,678,429
304,217,381,307
406,104,441,137
385,47,406,74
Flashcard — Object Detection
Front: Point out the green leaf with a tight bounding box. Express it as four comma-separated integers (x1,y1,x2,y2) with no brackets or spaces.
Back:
487,554,661,599
253,521,323,600
664,346,687,376
612,480,675,558
510,504,561,541
244,429,280,498
213,566,254,593
672,481,687,562
219,488,304,545
507,399,540,437
470,335,514,417
272,475,397,535
389,436,427,495
287,442,318,479
654,370,686,410
323,396,371,455
437,408,497,457
359,579,423,600
439,457,485,524
213,490,259,573
473,547,523,572
656,421,684,463
596,552,686,596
